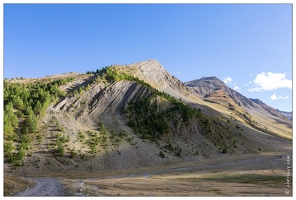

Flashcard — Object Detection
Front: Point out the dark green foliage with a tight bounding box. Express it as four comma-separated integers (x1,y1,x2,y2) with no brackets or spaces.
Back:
13,97,24,109
19,134,31,150
222,147,228,154
61,135,67,143
174,146,182,156
125,96,171,140
4,78,73,135
57,140,64,155
92,66,154,89
66,135,70,142
124,91,197,140
70,148,76,158
4,141,15,163
159,151,165,158
3,78,74,162
164,142,182,156
4,116,16,140
195,150,199,155
98,121,107,135
17,146,25,160
24,111,38,133
90,144,96,154
86,130,102,153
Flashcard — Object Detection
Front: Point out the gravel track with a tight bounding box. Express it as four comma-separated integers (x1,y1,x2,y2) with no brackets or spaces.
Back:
16,178,65,196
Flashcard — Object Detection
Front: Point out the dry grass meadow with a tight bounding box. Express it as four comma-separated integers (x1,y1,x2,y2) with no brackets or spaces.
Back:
59,152,291,197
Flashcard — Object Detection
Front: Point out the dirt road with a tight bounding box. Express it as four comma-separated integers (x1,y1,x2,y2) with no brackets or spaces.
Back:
14,153,290,196
15,178,64,196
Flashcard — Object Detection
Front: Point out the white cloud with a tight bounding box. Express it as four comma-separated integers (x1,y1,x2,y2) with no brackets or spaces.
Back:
248,72,292,92
223,77,232,84
233,86,241,91
270,94,288,100
280,96,289,99
270,94,277,100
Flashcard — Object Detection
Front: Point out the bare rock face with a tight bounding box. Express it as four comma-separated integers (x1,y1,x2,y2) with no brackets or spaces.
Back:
134,60,169,90
116,59,190,98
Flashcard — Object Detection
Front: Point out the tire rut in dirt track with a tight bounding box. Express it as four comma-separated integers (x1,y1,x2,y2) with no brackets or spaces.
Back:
16,178,65,196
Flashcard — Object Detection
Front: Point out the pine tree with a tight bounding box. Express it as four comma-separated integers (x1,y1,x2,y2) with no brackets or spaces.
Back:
4,141,15,162
13,96,24,109
4,117,14,140
17,146,25,160
34,100,42,115
25,111,38,133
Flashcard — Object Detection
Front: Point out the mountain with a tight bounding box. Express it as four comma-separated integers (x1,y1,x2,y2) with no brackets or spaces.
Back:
185,77,255,109
249,98,292,121
185,77,292,139
277,110,292,121
3,60,292,177
111,60,192,101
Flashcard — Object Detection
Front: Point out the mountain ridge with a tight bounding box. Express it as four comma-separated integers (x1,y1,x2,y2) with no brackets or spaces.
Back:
185,76,291,119
3,59,292,178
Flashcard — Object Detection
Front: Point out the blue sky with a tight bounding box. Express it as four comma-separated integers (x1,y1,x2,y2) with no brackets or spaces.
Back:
3,4,292,111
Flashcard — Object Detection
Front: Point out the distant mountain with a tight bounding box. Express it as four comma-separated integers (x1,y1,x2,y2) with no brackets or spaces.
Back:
185,77,255,109
185,77,290,121
249,98,291,121
276,109,292,121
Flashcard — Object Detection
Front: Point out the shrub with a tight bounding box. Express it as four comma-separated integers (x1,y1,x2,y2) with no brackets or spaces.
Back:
57,140,64,155
159,151,165,158
70,148,76,158
222,147,228,154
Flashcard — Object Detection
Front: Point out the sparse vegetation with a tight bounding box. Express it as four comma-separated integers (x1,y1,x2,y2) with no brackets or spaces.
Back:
222,147,228,154
159,151,165,158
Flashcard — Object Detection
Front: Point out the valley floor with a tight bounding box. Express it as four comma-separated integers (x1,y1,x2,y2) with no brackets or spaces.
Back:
8,151,292,197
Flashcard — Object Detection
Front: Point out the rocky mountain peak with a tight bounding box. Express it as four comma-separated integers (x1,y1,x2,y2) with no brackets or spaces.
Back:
132,59,168,80
185,76,225,88
117,59,187,95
